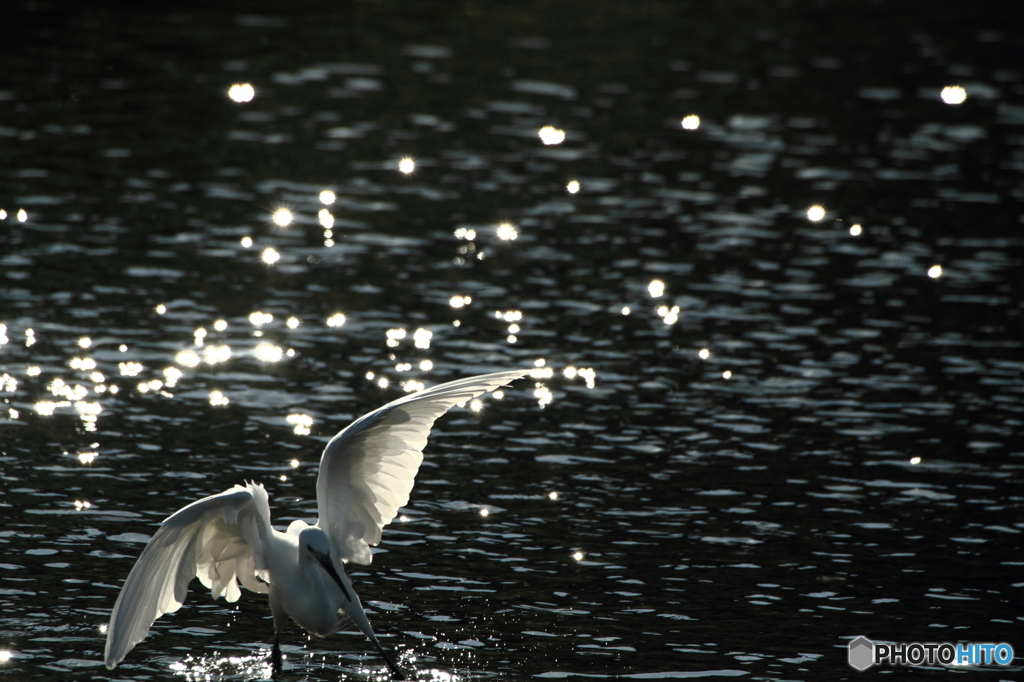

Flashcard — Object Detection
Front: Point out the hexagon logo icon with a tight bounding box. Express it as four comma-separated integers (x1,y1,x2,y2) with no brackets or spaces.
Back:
848,636,875,671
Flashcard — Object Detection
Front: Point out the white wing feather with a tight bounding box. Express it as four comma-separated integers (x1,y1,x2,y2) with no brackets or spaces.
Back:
316,370,529,564
104,482,272,669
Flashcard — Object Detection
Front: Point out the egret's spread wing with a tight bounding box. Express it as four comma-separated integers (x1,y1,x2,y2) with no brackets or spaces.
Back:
104,482,272,669
316,370,528,564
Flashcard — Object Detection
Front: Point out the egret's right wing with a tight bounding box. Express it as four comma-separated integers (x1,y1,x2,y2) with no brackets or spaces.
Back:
316,370,529,565
104,482,272,669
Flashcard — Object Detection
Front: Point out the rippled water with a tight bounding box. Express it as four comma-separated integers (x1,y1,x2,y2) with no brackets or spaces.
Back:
2,2,1023,680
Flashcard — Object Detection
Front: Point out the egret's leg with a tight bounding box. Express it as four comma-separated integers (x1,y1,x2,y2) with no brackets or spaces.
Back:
268,587,287,677
271,628,282,677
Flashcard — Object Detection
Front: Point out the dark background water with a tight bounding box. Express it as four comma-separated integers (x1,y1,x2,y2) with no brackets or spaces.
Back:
1,1,1023,680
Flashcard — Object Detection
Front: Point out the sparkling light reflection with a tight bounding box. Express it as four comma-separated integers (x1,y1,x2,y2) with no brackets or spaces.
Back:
496,309,522,322
402,379,425,393
254,343,284,362
227,83,255,103
170,652,273,681
681,114,700,130
79,400,103,429
204,345,231,364
271,208,293,227
34,401,61,416
398,157,416,174
209,390,229,406
941,85,967,104
648,279,665,297
319,190,336,205
928,264,943,278
850,224,863,236
575,367,597,388
807,205,826,222
413,328,433,349
163,367,183,387
249,311,273,326
534,384,553,407
286,413,313,436
386,328,407,348
119,362,143,376
567,180,580,194
327,313,347,327
69,357,96,371
496,223,518,241
699,348,711,360
176,350,200,367
656,305,680,325
538,126,566,145
318,208,334,229
261,247,280,264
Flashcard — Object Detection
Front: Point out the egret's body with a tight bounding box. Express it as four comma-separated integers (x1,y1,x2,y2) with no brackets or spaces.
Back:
103,370,528,677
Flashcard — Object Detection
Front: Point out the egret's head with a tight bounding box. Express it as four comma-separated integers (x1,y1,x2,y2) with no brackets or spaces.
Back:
299,526,332,558
299,527,352,600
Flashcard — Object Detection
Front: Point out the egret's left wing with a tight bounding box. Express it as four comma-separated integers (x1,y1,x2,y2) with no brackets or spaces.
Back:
104,482,272,669
316,370,528,564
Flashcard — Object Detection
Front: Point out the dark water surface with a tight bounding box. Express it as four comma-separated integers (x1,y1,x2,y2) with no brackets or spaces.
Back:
2,1,1023,680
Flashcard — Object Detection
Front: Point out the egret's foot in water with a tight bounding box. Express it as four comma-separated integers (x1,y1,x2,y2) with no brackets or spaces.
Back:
271,633,282,679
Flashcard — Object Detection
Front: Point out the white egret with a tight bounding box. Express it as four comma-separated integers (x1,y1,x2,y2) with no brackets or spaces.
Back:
103,370,529,678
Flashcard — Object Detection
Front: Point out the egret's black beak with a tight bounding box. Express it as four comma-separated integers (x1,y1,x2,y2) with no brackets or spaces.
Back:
314,552,405,680
316,552,352,601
